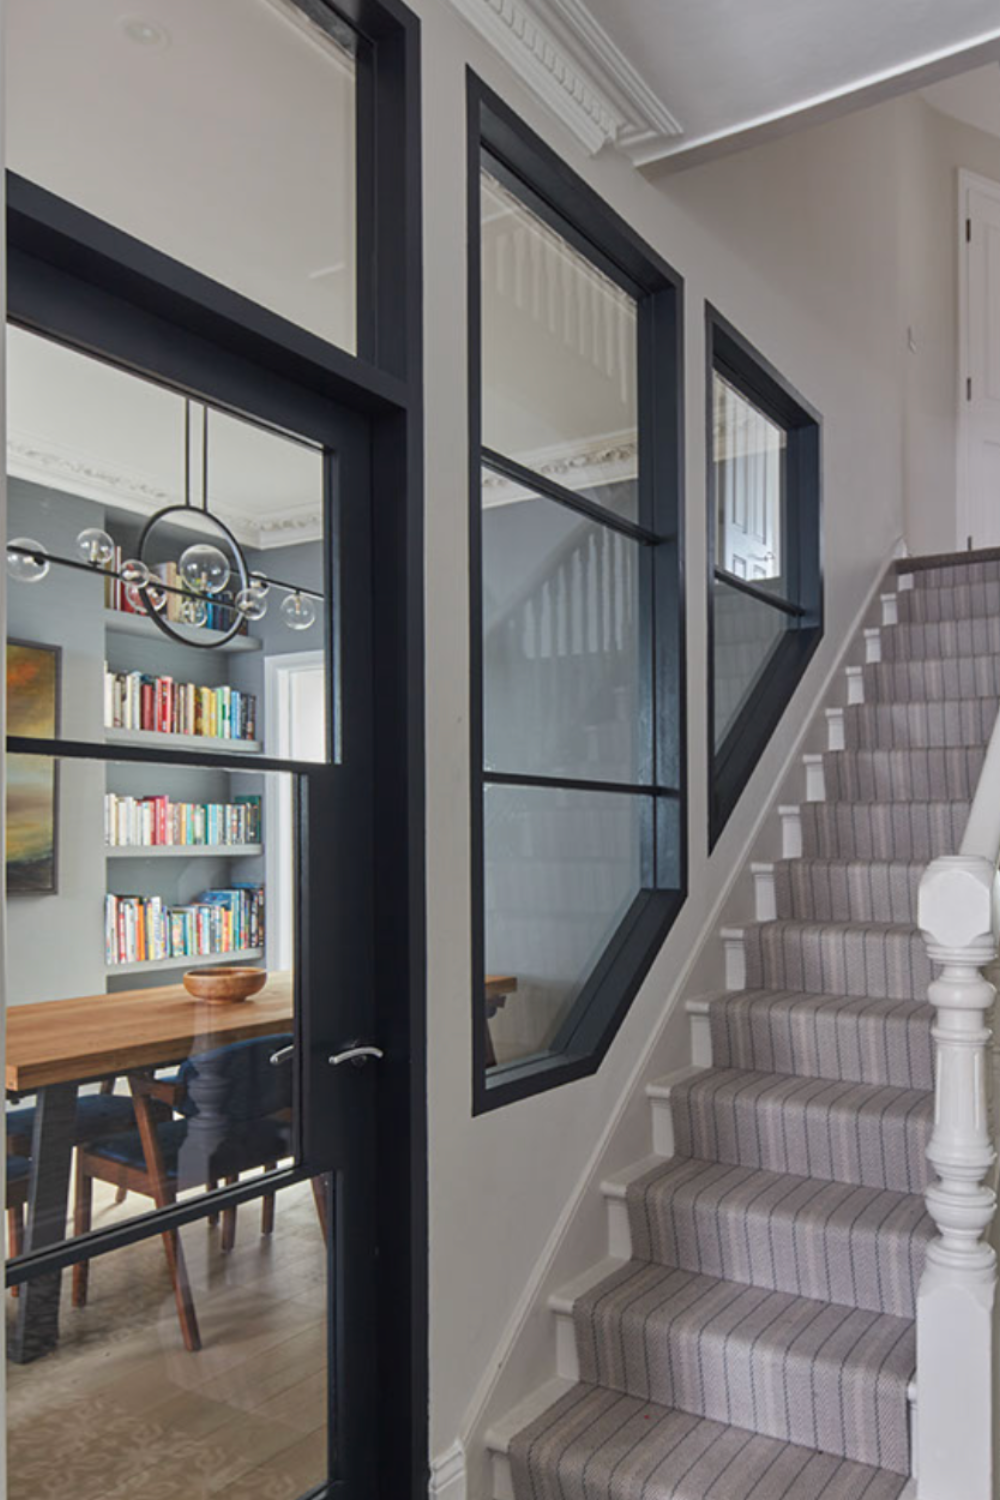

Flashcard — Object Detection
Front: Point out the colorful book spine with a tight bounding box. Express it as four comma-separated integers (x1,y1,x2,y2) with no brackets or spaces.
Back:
104,885,265,965
102,665,258,743
104,793,261,847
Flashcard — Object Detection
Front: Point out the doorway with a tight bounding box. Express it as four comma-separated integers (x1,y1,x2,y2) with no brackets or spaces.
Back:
957,168,1000,548
2,2,425,1497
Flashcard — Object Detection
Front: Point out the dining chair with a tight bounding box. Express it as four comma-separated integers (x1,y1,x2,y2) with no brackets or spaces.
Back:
5,1083,137,1159
71,1034,296,1352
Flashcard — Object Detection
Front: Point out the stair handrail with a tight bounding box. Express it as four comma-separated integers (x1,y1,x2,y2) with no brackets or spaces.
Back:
915,698,1000,1499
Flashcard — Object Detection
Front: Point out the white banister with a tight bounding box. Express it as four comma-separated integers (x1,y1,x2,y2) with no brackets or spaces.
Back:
916,703,1000,1498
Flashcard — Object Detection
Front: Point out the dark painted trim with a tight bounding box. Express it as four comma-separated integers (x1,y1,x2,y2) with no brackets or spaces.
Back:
706,304,824,849
481,448,661,546
5,2,427,1492
468,72,686,1116
483,770,680,798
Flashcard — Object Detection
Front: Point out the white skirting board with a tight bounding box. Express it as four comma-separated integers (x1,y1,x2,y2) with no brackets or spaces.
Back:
429,1440,467,1500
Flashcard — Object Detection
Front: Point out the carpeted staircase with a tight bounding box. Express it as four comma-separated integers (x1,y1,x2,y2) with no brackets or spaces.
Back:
493,554,1000,1500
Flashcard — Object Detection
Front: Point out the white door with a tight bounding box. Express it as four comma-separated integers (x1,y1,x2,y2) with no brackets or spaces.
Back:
959,170,1000,548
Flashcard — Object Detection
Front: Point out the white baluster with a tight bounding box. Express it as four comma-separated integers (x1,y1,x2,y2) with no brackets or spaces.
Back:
917,854,998,1499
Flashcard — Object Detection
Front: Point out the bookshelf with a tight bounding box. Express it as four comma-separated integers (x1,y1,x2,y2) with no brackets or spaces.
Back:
105,611,262,654
105,727,262,754
106,844,263,859
101,526,269,990
107,947,264,978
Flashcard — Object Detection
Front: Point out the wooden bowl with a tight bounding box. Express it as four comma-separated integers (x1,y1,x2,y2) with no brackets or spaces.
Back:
183,966,268,1003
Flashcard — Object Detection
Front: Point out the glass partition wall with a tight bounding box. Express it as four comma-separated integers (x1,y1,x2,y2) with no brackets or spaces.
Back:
708,308,822,845
4,330,333,1498
470,89,685,1111
4,0,424,1495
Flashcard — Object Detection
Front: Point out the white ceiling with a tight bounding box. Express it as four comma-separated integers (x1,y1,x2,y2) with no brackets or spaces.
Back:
7,328,325,551
450,0,1000,167
921,63,1000,141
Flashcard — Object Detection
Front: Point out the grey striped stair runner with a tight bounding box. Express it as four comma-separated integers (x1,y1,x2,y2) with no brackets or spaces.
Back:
508,556,995,1499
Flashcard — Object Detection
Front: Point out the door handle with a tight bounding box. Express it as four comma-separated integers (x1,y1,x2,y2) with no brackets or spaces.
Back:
328,1044,384,1068
269,1045,295,1066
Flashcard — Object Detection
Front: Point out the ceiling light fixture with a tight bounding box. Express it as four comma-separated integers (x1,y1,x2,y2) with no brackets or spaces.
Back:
120,16,171,49
6,400,323,649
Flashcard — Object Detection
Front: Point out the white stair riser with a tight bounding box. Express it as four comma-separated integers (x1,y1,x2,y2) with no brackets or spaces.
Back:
846,665,866,704
865,627,882,664
881,592,899,626
751,862,777,922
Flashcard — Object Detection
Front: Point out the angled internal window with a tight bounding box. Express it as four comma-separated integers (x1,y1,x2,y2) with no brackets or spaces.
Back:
471,83,685,1112
708,308,822,845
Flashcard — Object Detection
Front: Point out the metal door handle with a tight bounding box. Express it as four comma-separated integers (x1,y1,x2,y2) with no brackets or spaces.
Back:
269,1045,295,1066
328,1045,384,1068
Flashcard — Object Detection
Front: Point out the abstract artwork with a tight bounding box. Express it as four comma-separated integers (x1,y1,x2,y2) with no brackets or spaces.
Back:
6,641,59,894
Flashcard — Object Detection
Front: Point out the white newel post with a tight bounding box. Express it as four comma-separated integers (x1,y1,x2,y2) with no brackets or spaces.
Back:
917,855,998,1500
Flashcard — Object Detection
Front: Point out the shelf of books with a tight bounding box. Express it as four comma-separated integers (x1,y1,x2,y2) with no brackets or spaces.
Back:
105,886,266,973
104,667,261,749
105,791,263,850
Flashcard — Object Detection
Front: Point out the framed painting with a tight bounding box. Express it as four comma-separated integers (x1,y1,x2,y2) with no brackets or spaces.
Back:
6,641,60,895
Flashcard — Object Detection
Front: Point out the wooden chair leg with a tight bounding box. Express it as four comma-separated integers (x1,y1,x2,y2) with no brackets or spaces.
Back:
311,1175,331,1248
7,1206,23,1298
115,1185,128,1205
261,1164,277,1236
161,1228,201,1352
207,1179,219,1228
72,1161,93,1309
221,1174,239,1253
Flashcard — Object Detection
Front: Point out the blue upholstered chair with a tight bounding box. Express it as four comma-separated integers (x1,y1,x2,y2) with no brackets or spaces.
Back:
72,1034,294,1352
5,1087,137,1159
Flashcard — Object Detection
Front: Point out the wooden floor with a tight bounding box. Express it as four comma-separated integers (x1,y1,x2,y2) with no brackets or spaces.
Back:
6,1177,329,1499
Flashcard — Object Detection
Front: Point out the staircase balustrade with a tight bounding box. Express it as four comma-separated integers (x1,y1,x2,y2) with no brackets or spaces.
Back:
916,718,1000,1499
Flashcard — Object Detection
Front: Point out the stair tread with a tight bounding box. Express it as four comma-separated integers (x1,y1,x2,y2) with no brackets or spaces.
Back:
501,1382,911,1498
577,1259,914,1382
672,1067,932,1194
625,1155,932,1317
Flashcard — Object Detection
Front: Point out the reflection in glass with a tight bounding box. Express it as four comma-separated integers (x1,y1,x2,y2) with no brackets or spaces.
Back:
481,168,638,522
6,328,329,762
484,783,645,1066
482,475,643,785
7,0,358,352
713,576,790,747
714,371,787,591
7,1178,331,1500
4,758,298,1254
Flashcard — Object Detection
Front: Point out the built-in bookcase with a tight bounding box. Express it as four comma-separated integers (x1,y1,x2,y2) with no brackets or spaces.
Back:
101,517,268,990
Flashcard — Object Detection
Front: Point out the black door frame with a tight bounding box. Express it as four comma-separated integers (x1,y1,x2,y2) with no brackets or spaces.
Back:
2,1,425,1491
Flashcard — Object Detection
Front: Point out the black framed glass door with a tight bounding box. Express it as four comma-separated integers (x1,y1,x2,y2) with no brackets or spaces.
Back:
2,195,387,1500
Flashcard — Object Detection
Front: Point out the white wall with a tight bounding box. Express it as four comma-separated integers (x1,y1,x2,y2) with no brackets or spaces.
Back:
418,6,912,1488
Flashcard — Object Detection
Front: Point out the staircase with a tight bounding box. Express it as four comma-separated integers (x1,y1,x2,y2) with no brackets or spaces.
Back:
485,553,1000,1499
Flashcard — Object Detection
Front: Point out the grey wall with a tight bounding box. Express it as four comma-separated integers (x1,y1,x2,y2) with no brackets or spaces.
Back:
7,480,106,1003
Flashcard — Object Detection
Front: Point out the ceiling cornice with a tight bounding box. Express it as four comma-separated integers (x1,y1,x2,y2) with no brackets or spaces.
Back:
7,434,322,552
446,0,683,160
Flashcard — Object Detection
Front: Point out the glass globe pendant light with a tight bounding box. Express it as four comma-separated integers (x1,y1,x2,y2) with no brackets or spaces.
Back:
6,538,50,583
179,542,230,596
76,527,115,568
280,591,317,631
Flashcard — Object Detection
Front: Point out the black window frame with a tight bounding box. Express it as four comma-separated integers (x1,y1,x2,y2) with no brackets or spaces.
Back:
468,74,686,1115
707,305,823,848
4,1,427,1494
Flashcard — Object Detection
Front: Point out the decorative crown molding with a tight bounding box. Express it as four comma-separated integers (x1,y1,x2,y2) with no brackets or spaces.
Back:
7,433,322,553
446,0,682,160
482,429,637,507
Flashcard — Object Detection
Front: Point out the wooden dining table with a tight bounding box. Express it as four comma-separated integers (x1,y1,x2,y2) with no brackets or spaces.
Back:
6,969,518,1362
6,972,294,1364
